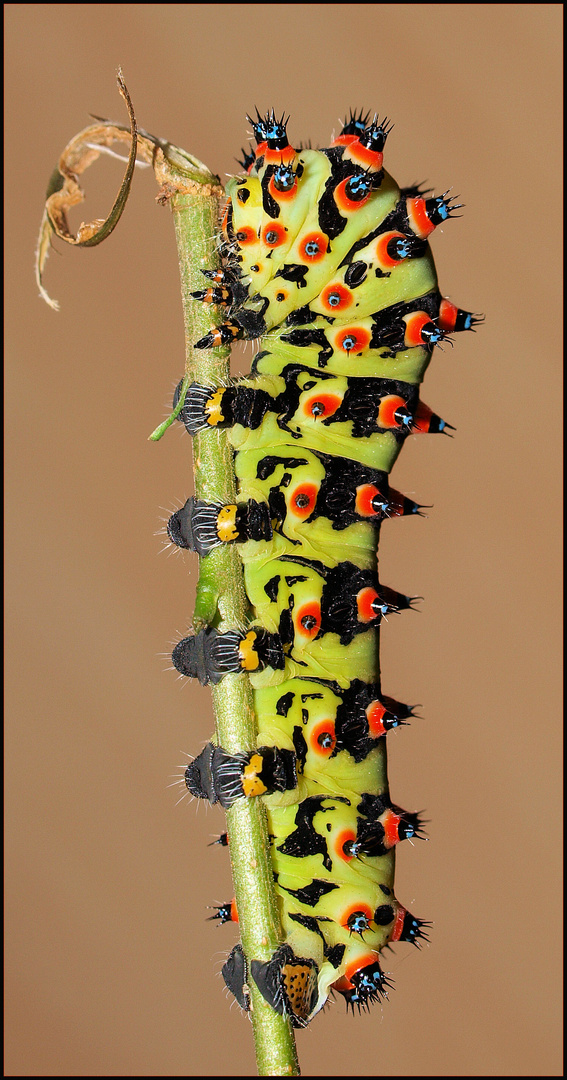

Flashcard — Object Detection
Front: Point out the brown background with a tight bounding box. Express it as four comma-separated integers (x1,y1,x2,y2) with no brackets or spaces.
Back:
5,5,562,1076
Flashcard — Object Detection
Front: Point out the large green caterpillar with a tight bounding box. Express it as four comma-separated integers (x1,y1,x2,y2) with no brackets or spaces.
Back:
168,110,478,1026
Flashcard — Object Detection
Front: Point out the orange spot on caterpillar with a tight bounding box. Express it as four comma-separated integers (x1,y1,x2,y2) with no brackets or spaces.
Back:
374,230,408,269
334,953,380,990
344,142,383,172
309,720,336,757
235,225,257,246
320,282,354,312
403,311,435,347
334,176,371,213
407,196,436,239
366,700,388,737
335,828,358,862
298,232,328,262
355,484,384,518
261,222,287,248
390,905,408,942
295,601,321,640
268,174,298,202
377,394,411,430
357,587,381,623
335,326,371,353
290,483,318,519
303,393,342,420
264,145,296,167
340,903,374,935
438,298,458,331
383,810,402,848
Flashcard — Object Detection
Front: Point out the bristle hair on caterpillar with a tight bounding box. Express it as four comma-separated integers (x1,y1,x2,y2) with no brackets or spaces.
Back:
167,108,478,1027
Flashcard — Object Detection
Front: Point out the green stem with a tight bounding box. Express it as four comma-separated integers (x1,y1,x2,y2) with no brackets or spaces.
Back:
169,190,300,1076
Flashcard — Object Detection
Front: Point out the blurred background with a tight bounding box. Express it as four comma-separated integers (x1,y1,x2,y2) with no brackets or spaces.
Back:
5,5,562,1076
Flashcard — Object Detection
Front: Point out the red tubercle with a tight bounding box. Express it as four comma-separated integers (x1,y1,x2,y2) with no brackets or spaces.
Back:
268,174,298,202
260,221,287,248
295,601,322,640
406,196,436,239
308,720,337,757
335,828,357,862
344,141,383,172
289,483,318,519
387,488,409,517
319,282,354,313
340,903,374,933
374,231,408,270
303,392,343,420
334,176,371,213
357,587,381,623
390,905,407,942
377,394,410,430
335,326,371,354
366,700,388,737
298,232,329,262
382,810,402,849
403,311,434,347
332,133,358,146
412,402,434,432
264,144,297,167
254,140,267,164
355,484,383,518
332,952,380,992
438,298,458,331
235,224,258,246
412,402,451,434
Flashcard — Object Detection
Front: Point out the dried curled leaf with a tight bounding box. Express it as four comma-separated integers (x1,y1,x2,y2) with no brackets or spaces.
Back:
36,70,222,309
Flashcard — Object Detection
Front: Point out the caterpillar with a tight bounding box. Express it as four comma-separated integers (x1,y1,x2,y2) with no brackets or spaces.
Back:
168,109,478,1027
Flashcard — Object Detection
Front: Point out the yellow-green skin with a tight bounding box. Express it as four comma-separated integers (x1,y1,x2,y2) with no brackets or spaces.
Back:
222,143,438,1016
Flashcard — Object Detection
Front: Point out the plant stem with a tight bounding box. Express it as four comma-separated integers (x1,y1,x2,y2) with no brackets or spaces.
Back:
169,190,300,1077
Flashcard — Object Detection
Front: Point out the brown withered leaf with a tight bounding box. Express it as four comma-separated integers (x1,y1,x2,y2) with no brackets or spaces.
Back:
36,70,222,309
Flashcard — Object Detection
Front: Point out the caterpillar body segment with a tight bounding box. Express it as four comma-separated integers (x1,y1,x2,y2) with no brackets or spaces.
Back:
171,111,475,1026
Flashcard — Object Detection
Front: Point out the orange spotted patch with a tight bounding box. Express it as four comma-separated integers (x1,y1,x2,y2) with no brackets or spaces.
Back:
282,960,318,1023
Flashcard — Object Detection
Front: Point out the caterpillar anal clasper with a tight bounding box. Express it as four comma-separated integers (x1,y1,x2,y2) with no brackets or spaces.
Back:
168,109,477,1027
